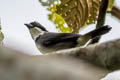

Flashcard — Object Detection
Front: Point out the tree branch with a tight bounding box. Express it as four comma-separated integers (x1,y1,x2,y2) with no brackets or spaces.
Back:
0,39,120,80
0,46,109,80
111,6,120,20
89,0,109,44
52,39,120,70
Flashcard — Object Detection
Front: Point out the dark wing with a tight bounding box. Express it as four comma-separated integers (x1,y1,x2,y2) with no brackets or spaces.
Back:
36,32,81,46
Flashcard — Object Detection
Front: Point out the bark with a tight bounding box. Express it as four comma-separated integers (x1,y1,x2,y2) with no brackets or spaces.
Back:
0,39,120,80
52,39,120,70
0,46,109,80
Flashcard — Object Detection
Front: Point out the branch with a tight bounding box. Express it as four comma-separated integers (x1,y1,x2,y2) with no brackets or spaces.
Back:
0,46,109,80
0,39,120,80
52,39,120,70
111,6,120,20
89,0,109,44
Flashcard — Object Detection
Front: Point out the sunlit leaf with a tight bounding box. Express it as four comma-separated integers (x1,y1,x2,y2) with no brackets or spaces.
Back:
107,0,115,11
56,0,102,33
48,7,72,33
39,0,114,33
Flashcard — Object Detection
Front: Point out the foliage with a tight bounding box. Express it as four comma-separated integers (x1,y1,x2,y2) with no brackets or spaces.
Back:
48,4,72,33
39,0,72,32
108,0,115,11
39,0,115,33
0,22,4,45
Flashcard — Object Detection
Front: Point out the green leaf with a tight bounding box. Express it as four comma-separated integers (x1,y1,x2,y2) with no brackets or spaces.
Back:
0,22,4,45
107,0,115,11
39,0,101,33
47,2,72,33
48,11,72,33
56,0,102,33
0,24,1,30
40,0,114,33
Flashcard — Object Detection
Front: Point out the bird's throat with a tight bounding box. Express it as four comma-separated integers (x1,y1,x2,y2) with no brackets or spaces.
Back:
30,28,44,40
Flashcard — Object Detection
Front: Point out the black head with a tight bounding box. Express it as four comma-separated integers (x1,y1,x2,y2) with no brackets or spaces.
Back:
24,23,34,29
24,21,48,32
30,21,48,31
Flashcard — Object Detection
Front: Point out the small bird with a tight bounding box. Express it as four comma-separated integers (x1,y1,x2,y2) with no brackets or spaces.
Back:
25,21,111,54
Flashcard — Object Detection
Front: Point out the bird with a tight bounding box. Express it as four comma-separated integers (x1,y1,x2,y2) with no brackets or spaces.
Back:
24,21,112,54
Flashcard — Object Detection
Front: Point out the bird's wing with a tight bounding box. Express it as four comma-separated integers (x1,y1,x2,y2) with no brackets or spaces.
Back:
36,32,81,46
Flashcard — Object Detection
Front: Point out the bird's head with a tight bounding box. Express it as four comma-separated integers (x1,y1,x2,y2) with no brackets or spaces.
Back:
24,21,47,40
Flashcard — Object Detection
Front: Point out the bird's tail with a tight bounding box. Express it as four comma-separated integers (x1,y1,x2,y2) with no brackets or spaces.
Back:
83,25,112,39
77,25,111,46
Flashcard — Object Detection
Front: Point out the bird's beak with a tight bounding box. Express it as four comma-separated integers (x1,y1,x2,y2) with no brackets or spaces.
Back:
24,24,33,29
